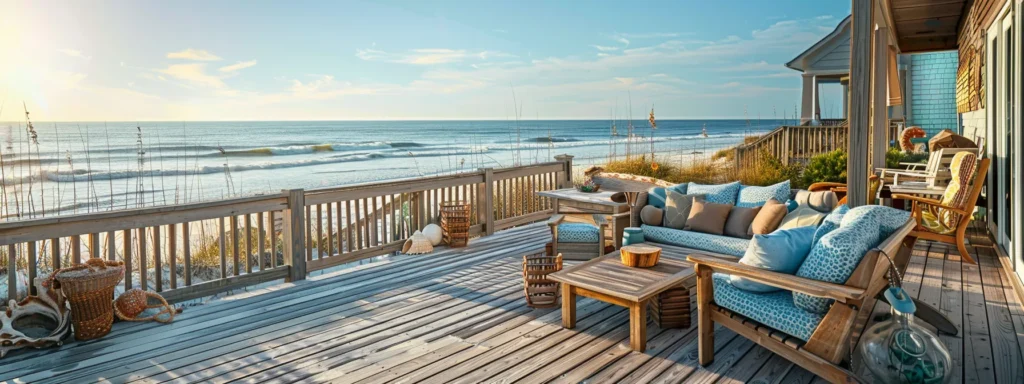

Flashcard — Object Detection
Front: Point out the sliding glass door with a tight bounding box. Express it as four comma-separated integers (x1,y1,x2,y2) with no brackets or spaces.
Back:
989,3,1022,280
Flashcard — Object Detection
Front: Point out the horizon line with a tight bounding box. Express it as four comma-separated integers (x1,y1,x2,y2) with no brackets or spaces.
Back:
0,117,799,123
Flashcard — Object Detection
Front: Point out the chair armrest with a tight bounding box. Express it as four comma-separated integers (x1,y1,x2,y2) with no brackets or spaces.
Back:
592,214,608,228
687,254,866,303
808,182,846,192
891,194,967,215
547,214,566,227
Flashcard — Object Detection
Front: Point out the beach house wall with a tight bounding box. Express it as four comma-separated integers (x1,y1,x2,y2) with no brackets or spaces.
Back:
855,0,1024,299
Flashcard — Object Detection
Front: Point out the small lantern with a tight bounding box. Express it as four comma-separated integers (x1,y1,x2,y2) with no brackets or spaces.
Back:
858,287,952,383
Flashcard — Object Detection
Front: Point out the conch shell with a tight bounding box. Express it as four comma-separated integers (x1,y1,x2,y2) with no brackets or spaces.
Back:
0,278,72,358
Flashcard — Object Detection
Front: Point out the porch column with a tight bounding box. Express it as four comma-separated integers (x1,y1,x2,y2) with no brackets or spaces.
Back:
812,75,820,120
847,0,873,207
842,83,849,119
801,74,815,124
872,27,889,171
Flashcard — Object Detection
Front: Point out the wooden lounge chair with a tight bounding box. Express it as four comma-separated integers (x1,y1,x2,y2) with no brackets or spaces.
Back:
689,214,917,383
878,148,979,188
893,152,988,264
547,214,607,260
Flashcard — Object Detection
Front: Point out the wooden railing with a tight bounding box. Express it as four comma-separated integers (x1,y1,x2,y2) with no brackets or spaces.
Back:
734,125,850,167
0,156,572,304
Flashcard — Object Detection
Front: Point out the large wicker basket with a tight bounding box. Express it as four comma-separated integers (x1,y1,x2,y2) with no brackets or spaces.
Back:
53,258,125,341
440,201,471,247
522,253,563,308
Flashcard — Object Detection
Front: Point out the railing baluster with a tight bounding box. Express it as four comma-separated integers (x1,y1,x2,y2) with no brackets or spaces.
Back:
183,222,192,286
88,233,99,259
106,231,116,261
71,235,81,265
123,230,132,290
326,203,334,257
231,215,240,276
219,217,227,279
347,200,356,252
49,238,60,272
139,227,148,291
153,225,162,292
305,206,313,261
257,212,266,272
267,212,276,269
7,245,16,302
27,241,37,296
245,214,253,274
168,223,177,289
315,204,323,259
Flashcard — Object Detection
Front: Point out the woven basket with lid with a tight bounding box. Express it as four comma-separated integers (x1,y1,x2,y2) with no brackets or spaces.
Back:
53,258,125,341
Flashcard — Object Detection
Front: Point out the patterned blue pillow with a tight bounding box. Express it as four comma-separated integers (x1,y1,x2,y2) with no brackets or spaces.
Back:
785,199,799,212
646,187,668,209
730,225,816,292
811,207,846,246
668,183,688,195
687,181,741,205
843,205,911,239
794,209,882,313
736,180,791,208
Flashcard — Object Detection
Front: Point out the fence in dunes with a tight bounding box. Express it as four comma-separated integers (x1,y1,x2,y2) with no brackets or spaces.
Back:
0,155,574,304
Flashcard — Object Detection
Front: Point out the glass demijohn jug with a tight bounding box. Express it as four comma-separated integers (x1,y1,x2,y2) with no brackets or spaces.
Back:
858,287,952,383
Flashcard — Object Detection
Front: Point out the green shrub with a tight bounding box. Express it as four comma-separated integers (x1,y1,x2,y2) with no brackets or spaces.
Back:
802,149,847,186
603,155,681,182
733,150,805,189
885,147,929,168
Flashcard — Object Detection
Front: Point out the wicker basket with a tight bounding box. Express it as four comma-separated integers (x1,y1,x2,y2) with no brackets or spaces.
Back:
649,285,691,329
523,253,563,308
53,258,125,341
440,201,471,247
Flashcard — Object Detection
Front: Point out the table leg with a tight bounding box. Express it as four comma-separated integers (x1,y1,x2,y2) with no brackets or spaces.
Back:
561,284,576,329
612,213,628,249
629,300,648,352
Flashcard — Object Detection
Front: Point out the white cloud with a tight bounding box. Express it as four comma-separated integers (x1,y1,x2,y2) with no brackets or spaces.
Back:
158,63,226,88
219,60,258,72
356,48,514,65
715,61,776,72
590,45,620,52
616,32,681,39
58,49,92,61
166,49,223,61
290,75,395,99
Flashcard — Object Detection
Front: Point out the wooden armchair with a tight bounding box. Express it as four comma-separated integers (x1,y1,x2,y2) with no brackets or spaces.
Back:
893,153,988,264
878,148,979,188
547,214,607,260
688,219,916,383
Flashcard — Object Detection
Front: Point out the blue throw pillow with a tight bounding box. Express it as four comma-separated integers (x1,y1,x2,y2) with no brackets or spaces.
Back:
646,187,668,209
730,226,816,292
785,199,799,212
736,180,791,208
794,209,882,313
668,183,688,195
687,181,741,205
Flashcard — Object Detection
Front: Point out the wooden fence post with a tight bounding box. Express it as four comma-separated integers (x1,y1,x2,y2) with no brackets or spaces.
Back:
282,189,307,282
554,154,574,188
781,127,791,164
477,168,495,236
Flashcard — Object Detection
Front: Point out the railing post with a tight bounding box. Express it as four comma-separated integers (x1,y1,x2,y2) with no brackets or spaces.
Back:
477,168,495,236
554,154,574,188
781,127,791,165
282,189,307,282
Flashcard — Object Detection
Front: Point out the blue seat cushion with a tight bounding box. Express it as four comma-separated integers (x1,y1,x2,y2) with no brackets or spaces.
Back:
713,273,824,341
556,223,600,243
737,180,791,208
640,224,749,257
687,181,741,205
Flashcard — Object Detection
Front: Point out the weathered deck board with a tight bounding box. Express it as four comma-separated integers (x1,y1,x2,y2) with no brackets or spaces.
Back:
2,222,1022,383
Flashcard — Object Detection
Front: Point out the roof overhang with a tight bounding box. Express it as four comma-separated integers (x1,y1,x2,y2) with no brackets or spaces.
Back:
885,0,967,53
786,15,853,72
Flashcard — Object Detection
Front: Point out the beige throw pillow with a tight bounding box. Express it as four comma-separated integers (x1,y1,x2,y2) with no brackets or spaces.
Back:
684,200,732,235
724,206,761,239
663,191,703,229
749,198,790,236
777,206,827,230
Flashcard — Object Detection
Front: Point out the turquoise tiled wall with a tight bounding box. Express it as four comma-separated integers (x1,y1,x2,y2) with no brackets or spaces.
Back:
908,51,960,140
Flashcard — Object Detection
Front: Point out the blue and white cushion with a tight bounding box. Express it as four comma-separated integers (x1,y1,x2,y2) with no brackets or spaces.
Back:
794,209,881,313
713,273,824,341
687,181,741,205
811,208,846,246
736,180,791,208
647,183,687,209
843,205,911,239
641,224,749,257
556,223,600,243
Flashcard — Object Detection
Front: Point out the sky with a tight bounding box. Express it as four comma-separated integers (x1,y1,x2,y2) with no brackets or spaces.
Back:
0,0,851,121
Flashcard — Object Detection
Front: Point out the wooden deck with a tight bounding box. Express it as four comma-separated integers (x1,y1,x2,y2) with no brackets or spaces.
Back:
1,222,1022,383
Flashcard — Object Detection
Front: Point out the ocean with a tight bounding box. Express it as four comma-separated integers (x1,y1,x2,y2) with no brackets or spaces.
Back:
0,119,784,219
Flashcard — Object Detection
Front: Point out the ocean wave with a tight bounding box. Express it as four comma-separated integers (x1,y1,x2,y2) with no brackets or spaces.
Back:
219,141,427,156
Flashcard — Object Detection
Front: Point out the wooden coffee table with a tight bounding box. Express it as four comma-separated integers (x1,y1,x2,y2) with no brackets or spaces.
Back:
548,248,696,352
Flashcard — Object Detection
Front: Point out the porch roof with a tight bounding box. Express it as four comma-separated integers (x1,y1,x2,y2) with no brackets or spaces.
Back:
886,0,966,53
